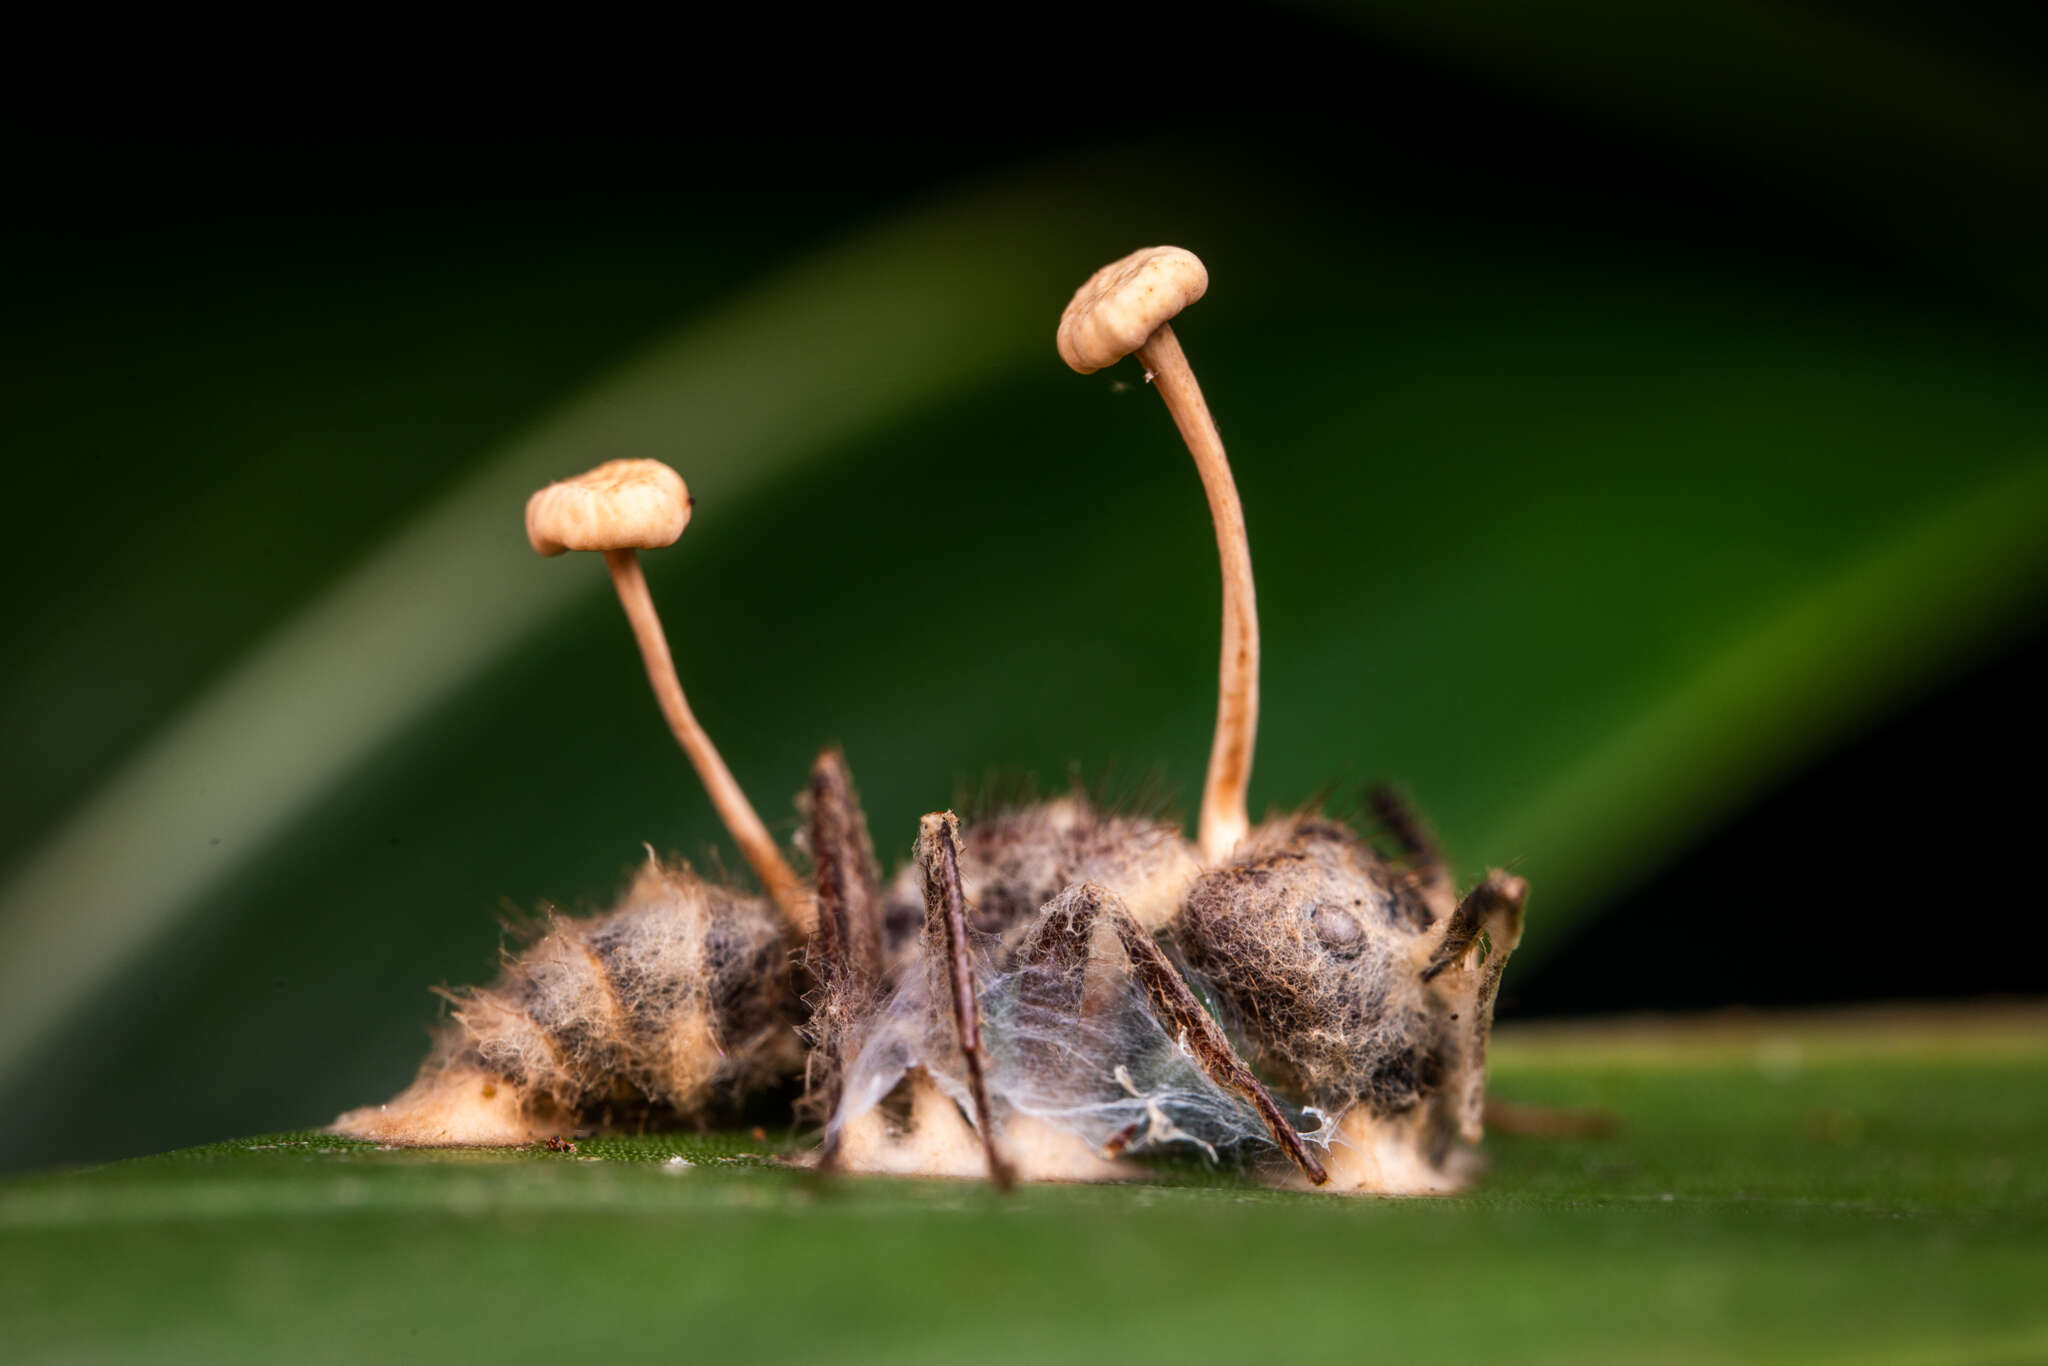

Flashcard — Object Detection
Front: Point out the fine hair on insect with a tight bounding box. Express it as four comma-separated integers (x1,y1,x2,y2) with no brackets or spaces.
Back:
332,245,1528,1195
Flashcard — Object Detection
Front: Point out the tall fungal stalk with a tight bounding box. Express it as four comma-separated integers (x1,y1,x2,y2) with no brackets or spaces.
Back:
1058,247,1257,862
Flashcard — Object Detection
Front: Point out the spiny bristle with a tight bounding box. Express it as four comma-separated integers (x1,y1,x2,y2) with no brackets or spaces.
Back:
951,764,1184,827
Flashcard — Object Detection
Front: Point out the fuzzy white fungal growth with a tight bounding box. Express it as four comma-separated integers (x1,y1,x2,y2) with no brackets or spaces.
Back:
821,884,1311,1182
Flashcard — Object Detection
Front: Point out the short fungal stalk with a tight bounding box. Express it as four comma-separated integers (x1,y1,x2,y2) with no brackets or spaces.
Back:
526,458,810,933
1059,247,1257,862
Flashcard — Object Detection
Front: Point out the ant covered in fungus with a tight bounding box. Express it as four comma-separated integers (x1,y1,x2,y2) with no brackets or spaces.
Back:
332,247,1527,1194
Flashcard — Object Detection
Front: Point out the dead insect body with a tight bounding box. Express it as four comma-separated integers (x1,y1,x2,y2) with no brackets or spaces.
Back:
332,247,1526,1194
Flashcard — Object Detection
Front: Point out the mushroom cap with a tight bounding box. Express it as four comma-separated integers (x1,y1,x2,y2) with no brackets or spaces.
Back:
1056,246,1209,374
526,458,692,557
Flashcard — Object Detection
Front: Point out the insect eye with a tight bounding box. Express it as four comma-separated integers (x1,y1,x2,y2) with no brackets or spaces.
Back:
1310,904,1364,955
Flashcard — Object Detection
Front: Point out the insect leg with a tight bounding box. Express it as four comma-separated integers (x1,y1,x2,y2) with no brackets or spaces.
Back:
1460,873,1526,1139
1002,880,1120,1084
807,747,883,996
805,748,885,1163
918,811,1014,1189
1368,782,1452,900
1102,893,1329,1185
1421,870,1528,1142
1011,881,1102,1008
1422,870,1527,983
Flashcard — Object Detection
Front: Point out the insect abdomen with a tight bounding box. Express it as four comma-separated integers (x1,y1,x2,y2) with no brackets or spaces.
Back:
332,860,796,1146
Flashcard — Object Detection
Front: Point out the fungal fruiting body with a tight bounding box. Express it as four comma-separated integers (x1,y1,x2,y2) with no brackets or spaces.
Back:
1057,245,1257,864
332,245,1531,1194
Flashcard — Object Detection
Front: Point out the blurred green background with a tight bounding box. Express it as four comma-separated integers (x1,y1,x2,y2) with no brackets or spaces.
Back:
3,6,2047,1185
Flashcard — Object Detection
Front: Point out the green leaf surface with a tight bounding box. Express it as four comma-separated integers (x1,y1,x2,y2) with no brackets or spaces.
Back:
6,1010,2042,1364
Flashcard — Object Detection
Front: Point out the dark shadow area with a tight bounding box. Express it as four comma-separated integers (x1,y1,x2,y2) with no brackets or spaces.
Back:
1511,620,2048,1016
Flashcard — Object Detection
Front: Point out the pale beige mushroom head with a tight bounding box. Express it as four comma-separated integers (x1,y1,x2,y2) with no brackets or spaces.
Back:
526,457,691,556
1057,246,1257,864
525,457,810,934
1056,246,1208,375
